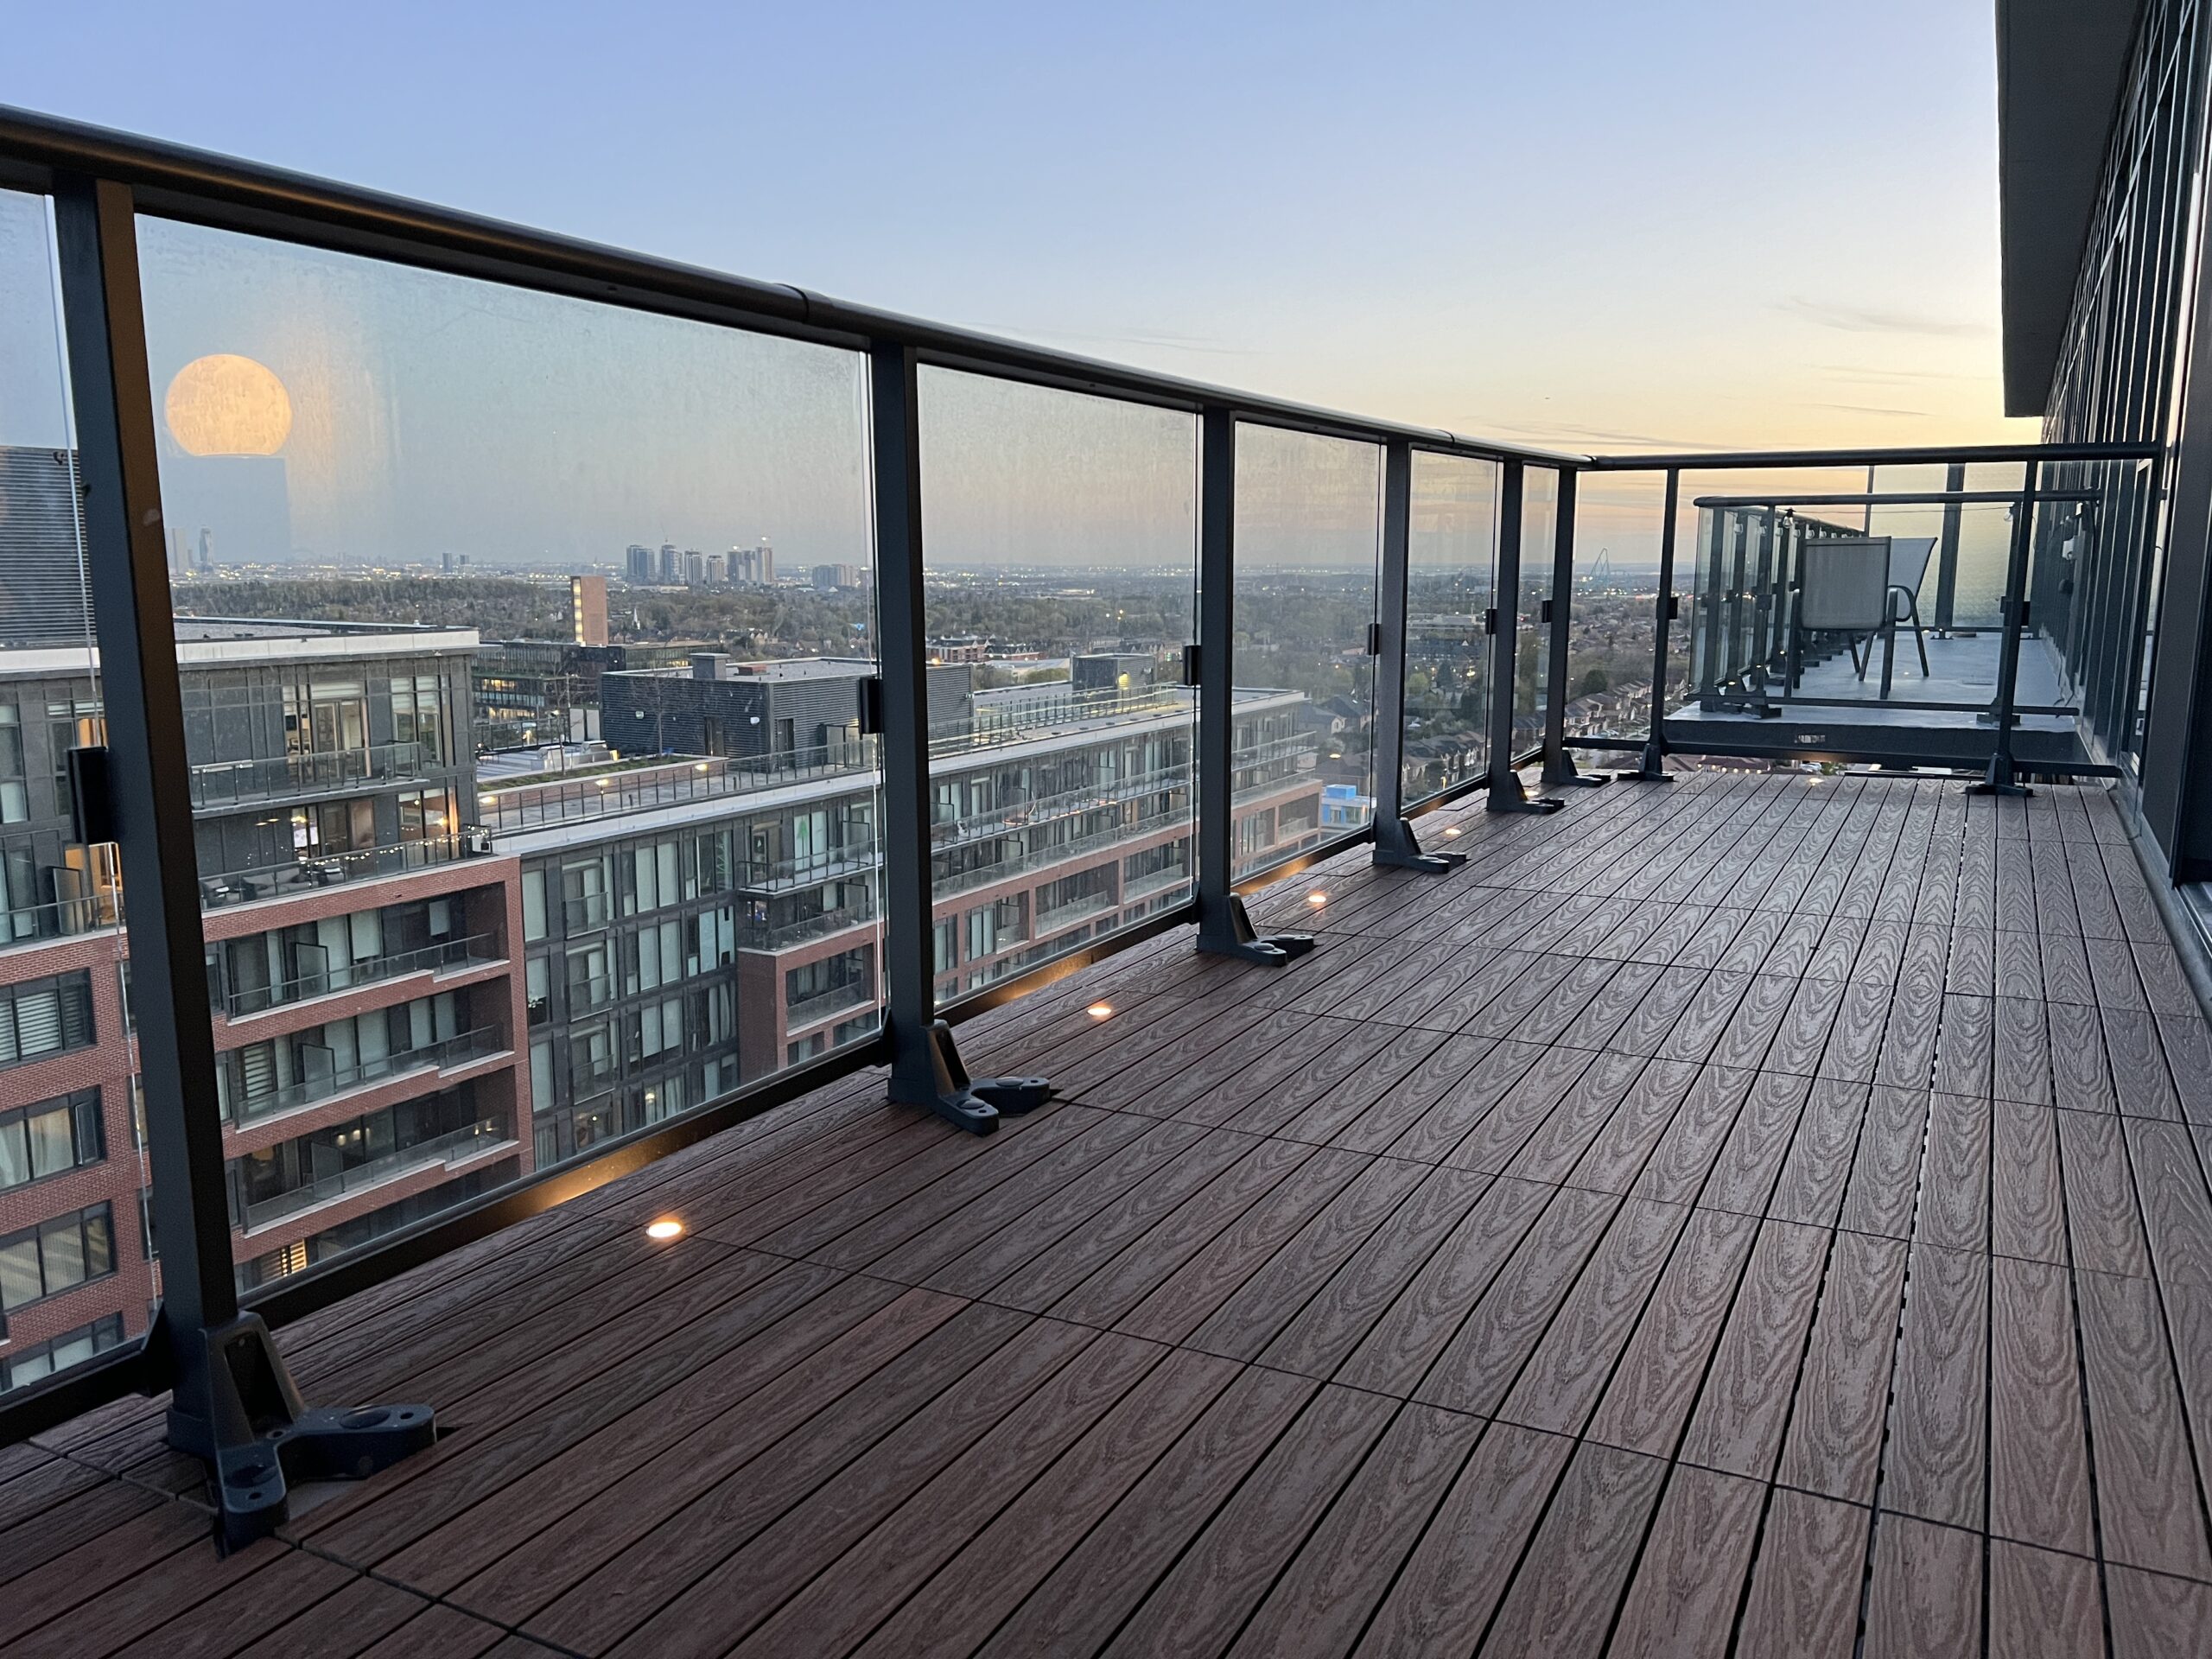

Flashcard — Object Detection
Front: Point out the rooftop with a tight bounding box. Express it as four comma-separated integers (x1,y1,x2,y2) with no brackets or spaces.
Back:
16,770,2212,1656
0,620,481,682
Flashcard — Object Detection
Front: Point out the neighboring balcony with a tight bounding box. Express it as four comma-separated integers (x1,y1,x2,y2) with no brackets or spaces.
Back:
225,1025,508,1128
197,836,478,910
189,741,436,812
783,976,874,1031
214,931,505,1020
232,1112,515,1234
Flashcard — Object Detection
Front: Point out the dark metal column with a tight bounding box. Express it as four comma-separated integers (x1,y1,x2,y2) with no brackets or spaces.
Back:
54,175,431,1551
1972,461,2042,797
1624,468,1681,781
1540,470,1605,790
1488,461,1561,813
1196,409,1314,960
1934,461,1965,630
869,342,1048,1128
1373,442,1465,870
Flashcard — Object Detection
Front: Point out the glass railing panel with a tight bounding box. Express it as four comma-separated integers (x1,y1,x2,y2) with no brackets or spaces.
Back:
130,210,882,1288
1404,454,1497,806
1560,469,1663,766
1514,467,1559,762
0,188,145,1400
2036,454,2160,765
917,369,1198,1001
1230,424,1379,880
1672,464,1929,719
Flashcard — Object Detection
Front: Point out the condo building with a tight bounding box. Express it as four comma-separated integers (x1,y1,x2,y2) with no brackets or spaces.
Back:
0,621,531,1384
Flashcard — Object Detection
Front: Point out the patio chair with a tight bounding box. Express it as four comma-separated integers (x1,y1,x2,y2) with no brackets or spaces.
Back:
1789,537,1891,693
1883,536,1937,692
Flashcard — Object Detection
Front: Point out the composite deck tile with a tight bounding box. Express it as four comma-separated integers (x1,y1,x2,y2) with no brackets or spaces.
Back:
22,774,2212,1659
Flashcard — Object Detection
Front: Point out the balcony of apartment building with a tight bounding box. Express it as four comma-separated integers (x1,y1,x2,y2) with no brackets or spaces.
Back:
16,17,2212,1652
227,1084,520,1244
187,739,437,815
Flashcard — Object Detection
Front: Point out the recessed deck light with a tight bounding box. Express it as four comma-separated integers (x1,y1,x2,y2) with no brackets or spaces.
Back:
646,1218,684,1241
1442,826,1462,838
1306,892,1328,907
1087,1002,1114,1019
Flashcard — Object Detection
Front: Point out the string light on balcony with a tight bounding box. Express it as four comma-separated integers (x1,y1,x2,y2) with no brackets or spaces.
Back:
645,1218,684,1241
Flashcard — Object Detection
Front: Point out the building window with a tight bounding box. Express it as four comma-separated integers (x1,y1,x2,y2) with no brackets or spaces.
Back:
522,868,548,941
0,1089,103,1192
0,705,28,823
0,1313,125,1391
932,918,958,975
0,1203,117,1312
530,1039,554,1112
48,702,102,824
0,972,96,1069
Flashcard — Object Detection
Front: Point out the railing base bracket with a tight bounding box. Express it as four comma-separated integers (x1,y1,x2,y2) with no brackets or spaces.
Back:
1373,818,1467,874
1618,740,1675,783
162,1312,435,1553
1487,769,1566,816
1967,753,2033,798
896,1019,1054,1135
1540,751,1611,791
1198,894,1317,965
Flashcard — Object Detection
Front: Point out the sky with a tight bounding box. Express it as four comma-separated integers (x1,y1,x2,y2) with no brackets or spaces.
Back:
0,1,2036,569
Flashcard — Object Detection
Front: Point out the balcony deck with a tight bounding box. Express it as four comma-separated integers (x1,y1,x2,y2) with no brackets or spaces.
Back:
1663,632,2085,768
10,769,2212,1656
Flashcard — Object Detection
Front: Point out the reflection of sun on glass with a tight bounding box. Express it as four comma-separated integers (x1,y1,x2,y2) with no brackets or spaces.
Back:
164,353,293,455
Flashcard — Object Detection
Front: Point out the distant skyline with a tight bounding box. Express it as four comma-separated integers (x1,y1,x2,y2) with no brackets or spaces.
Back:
2,3,2035,569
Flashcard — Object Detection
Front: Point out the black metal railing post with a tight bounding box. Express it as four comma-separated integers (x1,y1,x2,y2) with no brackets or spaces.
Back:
1196,409,1315,959
54,173,432,1551
1541,470,1605,790
1374,442,1465,870
1487,461,1561,813
1973,460,2043,797
868,342,1051,1128
1624,468,1681,780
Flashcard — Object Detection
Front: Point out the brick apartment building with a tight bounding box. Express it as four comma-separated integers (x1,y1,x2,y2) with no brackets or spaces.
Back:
0,618,1338,1394
0,623,530,1389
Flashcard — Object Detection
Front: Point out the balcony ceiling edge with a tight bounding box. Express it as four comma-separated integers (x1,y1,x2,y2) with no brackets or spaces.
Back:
1997,0,2145,419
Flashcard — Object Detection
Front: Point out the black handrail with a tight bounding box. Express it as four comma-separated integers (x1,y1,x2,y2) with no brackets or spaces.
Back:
0,103,1583,469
